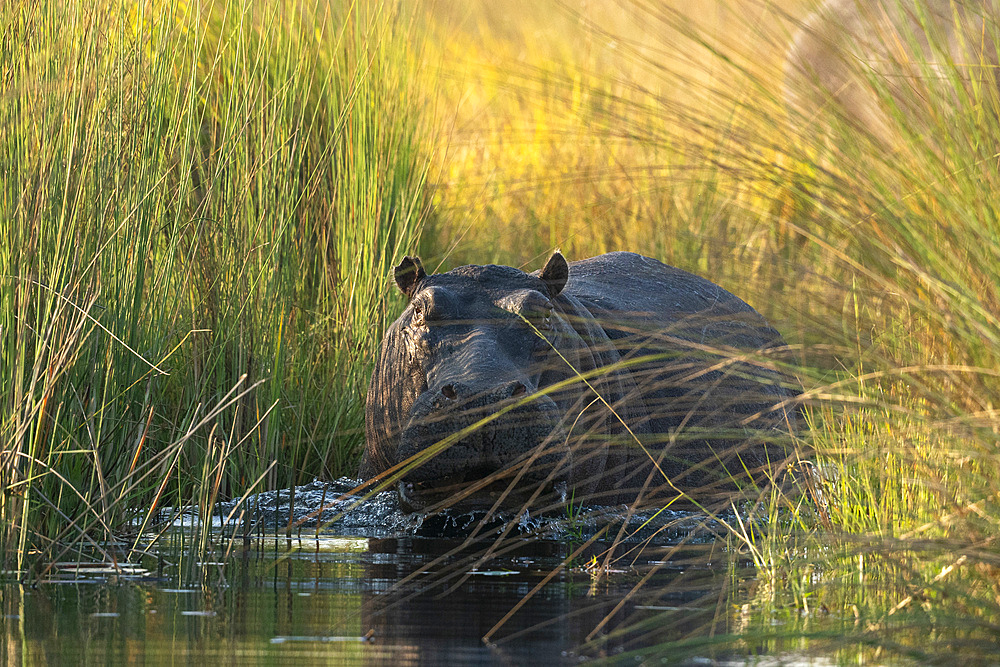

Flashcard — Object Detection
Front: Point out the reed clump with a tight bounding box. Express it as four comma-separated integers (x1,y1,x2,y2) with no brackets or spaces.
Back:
0,0,430,572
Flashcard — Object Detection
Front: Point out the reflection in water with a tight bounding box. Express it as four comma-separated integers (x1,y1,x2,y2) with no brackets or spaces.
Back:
0,524,749,664
360,536,733,664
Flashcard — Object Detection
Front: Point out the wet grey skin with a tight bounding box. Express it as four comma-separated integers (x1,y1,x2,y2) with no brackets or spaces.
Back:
361,251,800,513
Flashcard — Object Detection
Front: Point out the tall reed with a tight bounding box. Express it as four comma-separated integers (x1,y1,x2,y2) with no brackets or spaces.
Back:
0,0,430,571
414,0,1000,660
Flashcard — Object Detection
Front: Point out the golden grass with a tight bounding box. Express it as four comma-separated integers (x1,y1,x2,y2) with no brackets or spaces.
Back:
414,1,804,257
405,0,1000,658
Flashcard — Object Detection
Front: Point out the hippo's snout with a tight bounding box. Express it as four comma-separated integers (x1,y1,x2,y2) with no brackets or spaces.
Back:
395,381,570,511
429,379,528,408
397,473,569,514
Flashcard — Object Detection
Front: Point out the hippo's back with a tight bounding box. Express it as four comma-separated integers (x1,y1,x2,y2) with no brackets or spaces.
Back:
557,252,795,494
563,251,784,350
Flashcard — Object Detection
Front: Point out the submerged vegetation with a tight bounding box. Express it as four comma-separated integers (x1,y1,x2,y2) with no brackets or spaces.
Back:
4,0,1000,661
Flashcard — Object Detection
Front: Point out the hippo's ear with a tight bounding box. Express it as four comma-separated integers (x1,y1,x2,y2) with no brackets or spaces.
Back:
394,256,426,299
539,251,569,298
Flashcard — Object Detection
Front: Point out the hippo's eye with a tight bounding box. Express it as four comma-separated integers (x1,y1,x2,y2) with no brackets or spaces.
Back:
535,303,553,330
411,306,426,328
523,303,553,332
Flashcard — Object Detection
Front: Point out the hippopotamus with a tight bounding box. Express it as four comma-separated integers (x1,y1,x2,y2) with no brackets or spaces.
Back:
360,251,798,513
785,0,1000,146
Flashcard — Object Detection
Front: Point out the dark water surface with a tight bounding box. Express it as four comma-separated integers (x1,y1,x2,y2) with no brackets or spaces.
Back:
1,479,761,665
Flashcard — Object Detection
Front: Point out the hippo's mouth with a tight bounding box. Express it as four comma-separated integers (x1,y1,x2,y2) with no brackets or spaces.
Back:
397,470,568,514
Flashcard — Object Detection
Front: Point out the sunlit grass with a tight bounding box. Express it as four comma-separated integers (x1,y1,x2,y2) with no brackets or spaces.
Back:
0,0,430,571
410,0,1000,660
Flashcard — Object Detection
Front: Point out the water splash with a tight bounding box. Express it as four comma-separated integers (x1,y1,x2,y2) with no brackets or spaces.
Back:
205,477,722,544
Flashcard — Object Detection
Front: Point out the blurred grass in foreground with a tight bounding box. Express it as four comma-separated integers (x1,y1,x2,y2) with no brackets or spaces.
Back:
0,0,430,572
413,0,1000,661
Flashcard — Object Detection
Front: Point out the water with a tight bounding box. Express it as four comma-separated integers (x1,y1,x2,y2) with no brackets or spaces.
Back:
1,478,761,665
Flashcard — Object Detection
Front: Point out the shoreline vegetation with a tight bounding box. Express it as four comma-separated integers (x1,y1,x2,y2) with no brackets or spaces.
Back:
4,0,1000,661
2,0,429,570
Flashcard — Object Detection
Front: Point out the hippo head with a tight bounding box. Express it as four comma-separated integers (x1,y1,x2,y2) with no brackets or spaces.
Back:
362,252,582,513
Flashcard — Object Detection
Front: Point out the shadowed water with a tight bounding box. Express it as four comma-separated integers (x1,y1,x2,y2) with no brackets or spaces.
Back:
1,478,784,665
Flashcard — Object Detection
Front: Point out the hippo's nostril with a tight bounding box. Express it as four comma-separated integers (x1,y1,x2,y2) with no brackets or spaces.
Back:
511,382,527,398
441,384,457,400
